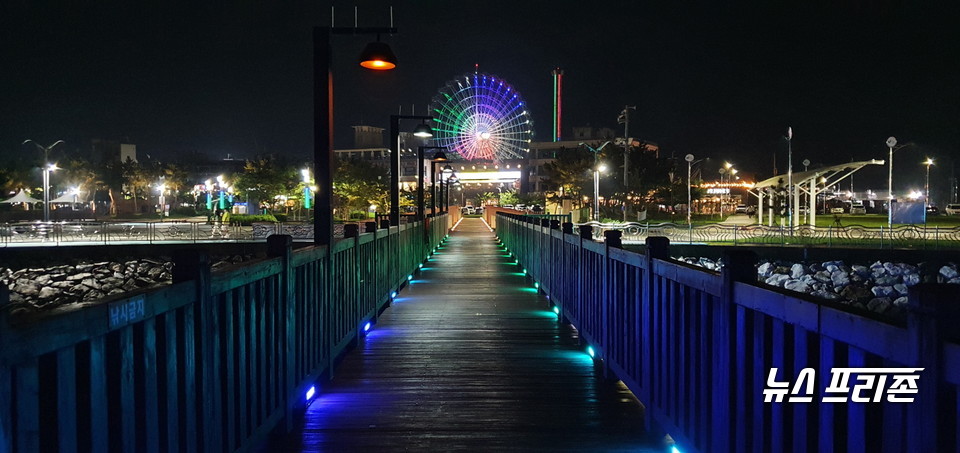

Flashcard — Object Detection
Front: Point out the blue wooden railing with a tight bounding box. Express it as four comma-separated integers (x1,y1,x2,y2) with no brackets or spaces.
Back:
0,215,451,452
497,212,960,453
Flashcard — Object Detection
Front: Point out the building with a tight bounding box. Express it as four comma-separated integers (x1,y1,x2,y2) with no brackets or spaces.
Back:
334,124,659,203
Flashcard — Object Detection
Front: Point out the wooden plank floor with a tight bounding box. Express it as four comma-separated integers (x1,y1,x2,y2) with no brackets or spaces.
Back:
264,218,659,452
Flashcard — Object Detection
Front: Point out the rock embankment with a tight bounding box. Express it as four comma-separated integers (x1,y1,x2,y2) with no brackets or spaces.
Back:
675,257,958,317
2,255,254,315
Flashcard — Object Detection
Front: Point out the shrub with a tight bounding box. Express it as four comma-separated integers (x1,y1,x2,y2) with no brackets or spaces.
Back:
273,214,288,222
170,206,198,216
228,213,279,226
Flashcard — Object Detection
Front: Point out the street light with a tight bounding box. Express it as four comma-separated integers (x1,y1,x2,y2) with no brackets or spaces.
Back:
157,182,167,218
23,139,64,222
418,146,448,219
924,157,934,212
885,137,912,229
302,167,312,210
316,20,398,245
594,163,608,221
389,115,434,226
685,154,696,226
786,126,793,229
718,167,727,217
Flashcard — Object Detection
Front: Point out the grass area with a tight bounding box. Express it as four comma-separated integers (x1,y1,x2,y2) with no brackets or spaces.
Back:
811,214,960,228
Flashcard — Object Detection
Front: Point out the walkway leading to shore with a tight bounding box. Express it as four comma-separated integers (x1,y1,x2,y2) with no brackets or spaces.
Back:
266,218,658,452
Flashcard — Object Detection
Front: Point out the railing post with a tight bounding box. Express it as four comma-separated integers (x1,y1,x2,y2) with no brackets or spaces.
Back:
267,234,298,432
576,225,593,342
603,230,622,249
714,249,756,452
343,224,359,238
0,284,9,453
641,237,669,410
601,230,622,379
380,219,390,230
171,249,216,451
907,284,960,451
364,221,377,233
562,222,573,235
578,225,593,240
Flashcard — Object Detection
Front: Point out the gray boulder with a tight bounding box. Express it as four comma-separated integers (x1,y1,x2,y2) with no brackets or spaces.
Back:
940,265,959,280
784,280,811,293
871,286,897,298
790,263,806,279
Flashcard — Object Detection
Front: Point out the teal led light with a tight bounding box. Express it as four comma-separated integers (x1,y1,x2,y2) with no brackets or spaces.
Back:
522,269,527,275
534,282,540,289
391,291,397,299
552,306,560,314
419,263,423,269
586,346,595,358
407,275,413,281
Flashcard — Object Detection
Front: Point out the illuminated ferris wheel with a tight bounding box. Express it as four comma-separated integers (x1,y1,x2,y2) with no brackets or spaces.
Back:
430,73,534,162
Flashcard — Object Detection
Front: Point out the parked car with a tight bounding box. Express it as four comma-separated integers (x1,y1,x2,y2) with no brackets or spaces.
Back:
830,207,845,214
946,204,960,215
850,202,866,215
503,204,514,210
515,204,526,211
735,205,748,214
926,205,939,216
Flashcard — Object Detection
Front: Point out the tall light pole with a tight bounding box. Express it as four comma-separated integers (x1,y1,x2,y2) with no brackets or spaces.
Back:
685,154,695,226
418,146,447,219
619,105,636,188
316,20,398,245
886,136,897,229
786,126,793,229
302,168,312,220
23,139,64,222
924,157,934,211
157,182,167,219
594,163,607,221
389,116,434,225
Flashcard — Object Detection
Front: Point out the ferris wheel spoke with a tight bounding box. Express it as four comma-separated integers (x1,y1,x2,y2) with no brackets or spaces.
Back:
430,72,532,164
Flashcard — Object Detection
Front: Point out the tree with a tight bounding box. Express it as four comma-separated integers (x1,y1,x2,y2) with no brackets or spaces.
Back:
160,163,190,207
121,158,151,213
499,190,520,206
0,154,34,195
231,155,298,212
540,146,595,207
475,191,496,206
332,158,389,220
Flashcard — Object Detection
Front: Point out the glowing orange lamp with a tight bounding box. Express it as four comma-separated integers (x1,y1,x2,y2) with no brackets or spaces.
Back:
359,39,397,70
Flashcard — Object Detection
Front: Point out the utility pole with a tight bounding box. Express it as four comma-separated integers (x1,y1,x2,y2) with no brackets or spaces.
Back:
786,126,793,230
619,105,636,188
619,105,636,222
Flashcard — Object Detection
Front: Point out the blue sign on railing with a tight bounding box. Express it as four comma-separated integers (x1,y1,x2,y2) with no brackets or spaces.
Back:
108,294,146,330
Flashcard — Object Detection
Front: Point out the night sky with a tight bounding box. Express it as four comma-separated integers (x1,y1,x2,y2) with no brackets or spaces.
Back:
2,1,958,190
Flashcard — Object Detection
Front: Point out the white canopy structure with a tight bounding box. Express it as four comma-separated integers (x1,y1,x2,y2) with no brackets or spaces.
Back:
50,192,84,203
0,190,42,205
749,159,885,227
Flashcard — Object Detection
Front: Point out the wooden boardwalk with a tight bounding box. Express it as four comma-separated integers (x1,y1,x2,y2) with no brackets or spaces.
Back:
264,218,658,452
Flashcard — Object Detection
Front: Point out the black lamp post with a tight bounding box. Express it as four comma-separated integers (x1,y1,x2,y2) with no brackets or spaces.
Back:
315,25,397,246
389,115,433,226
440,165,455,213
418,146,448,219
